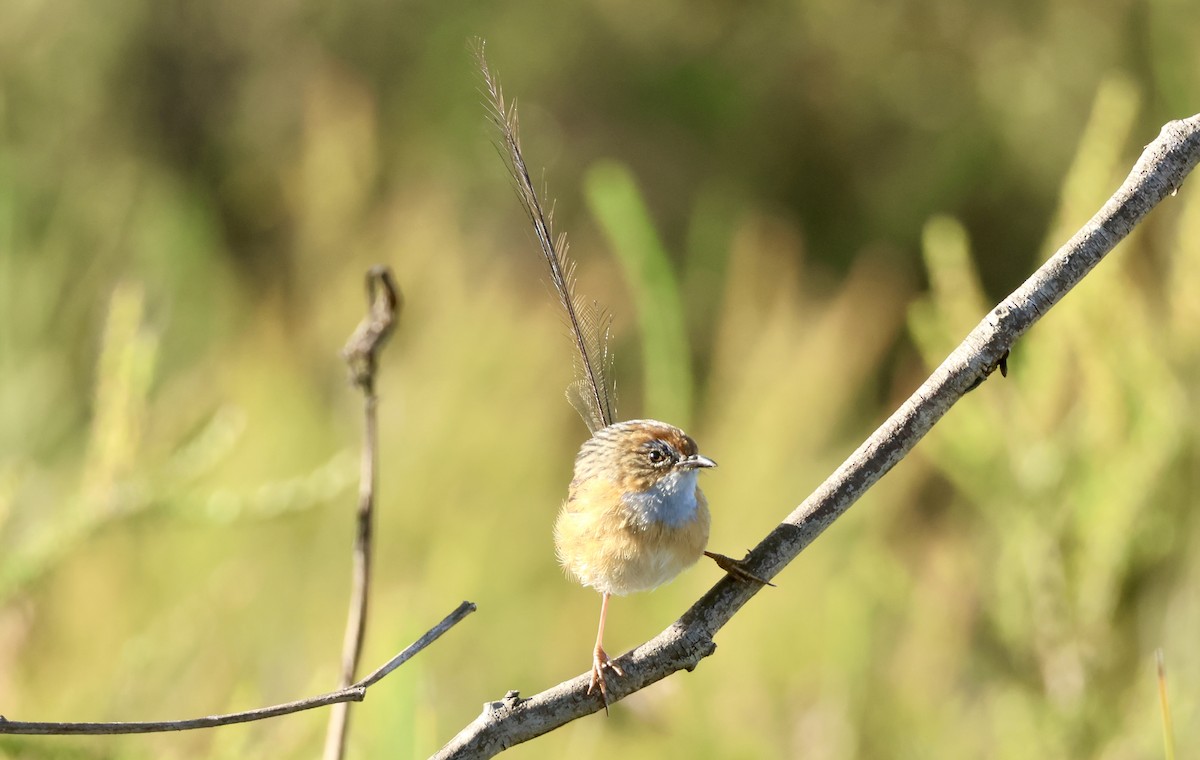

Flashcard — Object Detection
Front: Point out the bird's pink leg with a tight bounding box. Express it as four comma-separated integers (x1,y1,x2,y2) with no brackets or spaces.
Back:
588,592,625,711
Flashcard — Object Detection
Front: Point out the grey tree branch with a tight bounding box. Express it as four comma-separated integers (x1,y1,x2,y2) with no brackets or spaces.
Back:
324,266,402,760
0,600,475,736
433,114,1200,759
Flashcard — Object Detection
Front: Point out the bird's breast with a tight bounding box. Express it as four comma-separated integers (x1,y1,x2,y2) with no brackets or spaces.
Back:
555,469,711,596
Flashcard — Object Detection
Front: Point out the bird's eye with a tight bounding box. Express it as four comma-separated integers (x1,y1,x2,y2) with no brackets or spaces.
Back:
647,448,666,464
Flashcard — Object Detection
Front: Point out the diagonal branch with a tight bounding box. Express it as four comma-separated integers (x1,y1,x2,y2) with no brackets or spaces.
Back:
324,266,402,760
433,114,1200,759
0,600,475,736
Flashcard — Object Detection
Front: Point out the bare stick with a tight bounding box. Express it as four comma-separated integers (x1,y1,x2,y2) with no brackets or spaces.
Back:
0,600,475,736
324,266,402,760
433,115,1200,759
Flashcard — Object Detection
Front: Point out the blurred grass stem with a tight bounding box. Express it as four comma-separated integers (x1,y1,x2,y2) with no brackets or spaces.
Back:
1157,649,1176,760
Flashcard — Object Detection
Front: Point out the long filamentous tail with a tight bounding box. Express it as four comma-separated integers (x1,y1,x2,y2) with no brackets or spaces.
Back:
474,39,616,433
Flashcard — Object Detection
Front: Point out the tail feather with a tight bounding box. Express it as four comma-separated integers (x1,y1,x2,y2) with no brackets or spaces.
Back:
475,39,617,432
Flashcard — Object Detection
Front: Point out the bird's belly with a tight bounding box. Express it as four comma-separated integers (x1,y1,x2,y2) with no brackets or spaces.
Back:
554,502,711,596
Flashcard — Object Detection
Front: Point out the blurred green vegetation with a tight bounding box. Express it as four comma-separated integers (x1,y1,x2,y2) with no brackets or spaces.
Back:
2,1,1199,758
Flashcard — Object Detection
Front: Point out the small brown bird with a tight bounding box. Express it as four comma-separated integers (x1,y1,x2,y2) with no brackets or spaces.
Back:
555,419,715,698
477,42,767,709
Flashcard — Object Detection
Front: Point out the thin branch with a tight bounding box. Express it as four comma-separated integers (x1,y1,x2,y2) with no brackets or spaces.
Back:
0,266,469,743
324,266,403,760
433,115,1200,759
0,600,475,736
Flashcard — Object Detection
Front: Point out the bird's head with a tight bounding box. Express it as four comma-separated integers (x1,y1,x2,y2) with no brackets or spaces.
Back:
573,419,716,495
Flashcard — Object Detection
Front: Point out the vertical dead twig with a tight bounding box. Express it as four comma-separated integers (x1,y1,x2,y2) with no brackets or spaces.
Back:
324,266,402,760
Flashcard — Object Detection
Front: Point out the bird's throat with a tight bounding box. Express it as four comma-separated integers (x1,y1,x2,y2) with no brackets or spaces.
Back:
621,470,702,529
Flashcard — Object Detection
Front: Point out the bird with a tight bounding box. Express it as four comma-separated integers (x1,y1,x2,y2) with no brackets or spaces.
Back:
554,418,717,701
476,41,769,710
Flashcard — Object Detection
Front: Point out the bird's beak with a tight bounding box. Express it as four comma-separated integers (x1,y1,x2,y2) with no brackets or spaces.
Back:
678,454,717,470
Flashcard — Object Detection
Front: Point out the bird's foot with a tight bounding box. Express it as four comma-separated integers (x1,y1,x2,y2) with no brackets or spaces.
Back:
705,550,775,586
588,645,626,714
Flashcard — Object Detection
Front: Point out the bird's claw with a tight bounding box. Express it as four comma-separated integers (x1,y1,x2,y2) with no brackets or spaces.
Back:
705,551,775,586
588,646,625,714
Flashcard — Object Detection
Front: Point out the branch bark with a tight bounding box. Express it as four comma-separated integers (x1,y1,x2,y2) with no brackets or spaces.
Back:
433,114,1200,759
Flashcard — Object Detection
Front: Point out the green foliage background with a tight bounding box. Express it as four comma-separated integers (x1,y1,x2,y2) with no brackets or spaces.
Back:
2,2,1199,758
